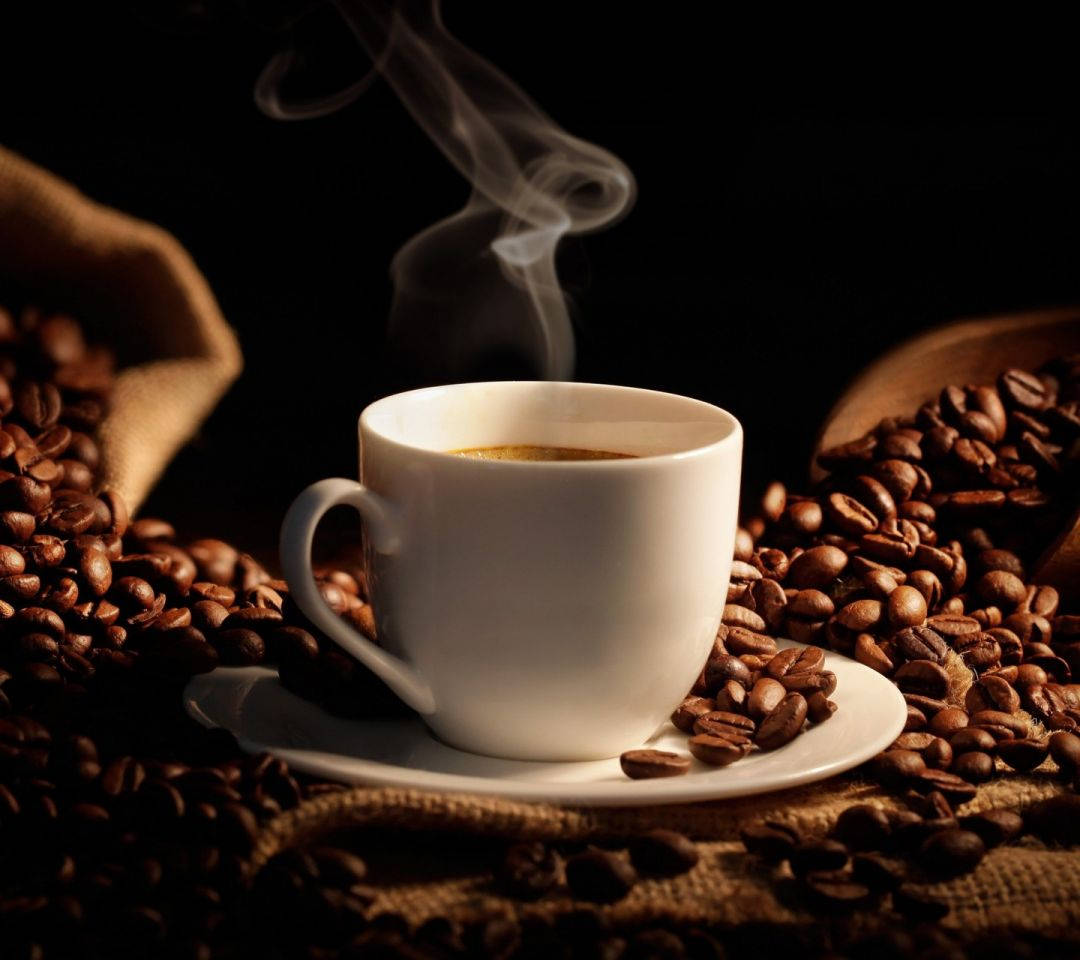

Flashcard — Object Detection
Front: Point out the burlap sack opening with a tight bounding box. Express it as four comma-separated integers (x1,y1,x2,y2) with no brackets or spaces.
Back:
0,145,243,511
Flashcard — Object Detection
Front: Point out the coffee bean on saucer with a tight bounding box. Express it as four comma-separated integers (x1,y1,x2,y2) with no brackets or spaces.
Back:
619,749,690,779
754,693,807,750
687,734,750,766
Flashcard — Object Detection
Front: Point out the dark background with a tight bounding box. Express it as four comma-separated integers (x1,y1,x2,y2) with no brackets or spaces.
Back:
3,5,1079,558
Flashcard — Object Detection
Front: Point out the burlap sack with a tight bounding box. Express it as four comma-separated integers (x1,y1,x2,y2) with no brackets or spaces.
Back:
252,771,1080,939
0,145,242,510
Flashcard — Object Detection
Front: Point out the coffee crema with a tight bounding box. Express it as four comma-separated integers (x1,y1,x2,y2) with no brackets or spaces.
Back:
449,445,636,462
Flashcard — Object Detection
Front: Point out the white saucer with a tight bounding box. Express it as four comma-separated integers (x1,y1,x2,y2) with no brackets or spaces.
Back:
183,641,905,806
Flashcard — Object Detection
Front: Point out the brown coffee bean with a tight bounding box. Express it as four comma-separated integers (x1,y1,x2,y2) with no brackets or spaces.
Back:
905,704,927,731
918,829,985,878
190,581,236,607
887,585,928,629
78,547,112,598
16,380,62,429
628,829,698,876
927,708,968,739
851,634,892,676
754,693,808,751
741,821,802,860
802,870,873,910
910,768,978,805
825,492,878,536
693,711,755,740
565,849,637,903
619,749,691,779
787,546,848,589
789,839,849,879
965,675,1020,716
873,749,927,788
688,733,750,766
969,710,1028,738
766,646,825,679
745,677,784,720
952,751,994,783
893,660,949,698
977,570,1026,609
670,696,715,733
724,626,777,659
187,539,239,586
894,625,947,664
833,804,892,851
787,589,835,620
958,809,1024,847
1048,731,1080,779
996,737,1049,772
779,670,837,697
721,604,766,633
807,691,837,724
214,629,266,666
836,599,883,632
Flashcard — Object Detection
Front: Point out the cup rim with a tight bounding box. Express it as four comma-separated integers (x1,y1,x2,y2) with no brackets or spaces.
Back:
359,381,742,467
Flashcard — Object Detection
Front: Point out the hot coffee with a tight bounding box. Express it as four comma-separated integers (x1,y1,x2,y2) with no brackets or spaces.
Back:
450,445,636,461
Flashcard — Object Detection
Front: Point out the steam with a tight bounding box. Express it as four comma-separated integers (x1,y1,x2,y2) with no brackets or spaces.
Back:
255,0,635,380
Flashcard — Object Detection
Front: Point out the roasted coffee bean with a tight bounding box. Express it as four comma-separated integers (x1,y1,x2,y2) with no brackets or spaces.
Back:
713,679,747,713
825,492,878,536
16,380,62,429
911,769,977,805
802,871,873,910
670,696,715,733
497,842,560,900
565,849,637,903
873,749,927,788
788,839,849,878
704,653,751,690
928,707,969,739
832,804,891,851
893,660,949,698
965,675,1021,715
806,691,837,724
214,629,266,666
740,821,802,860
969,710,1028,739
754,693,807,751
977,569,1027,609
766,645,825,679
688,734,750,766
724,625,778,658
747,677,786,719
894,625,948,664
959,809,1024,848
627,829,698,876
996,737,1049,772
1049,730,1080,779
918,828,986,878
836,598,883,632
619,749,691,779
779,669,836,697
787,545,848,589
1025,794,1080,845
693,710,755,738
952,751,994,783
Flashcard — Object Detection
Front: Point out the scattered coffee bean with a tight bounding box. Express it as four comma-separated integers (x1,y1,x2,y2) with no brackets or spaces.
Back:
619,750,691,780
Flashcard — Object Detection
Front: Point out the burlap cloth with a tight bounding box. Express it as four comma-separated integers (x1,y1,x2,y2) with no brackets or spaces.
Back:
3,146,1077,940
251,767,1080,937
0,145,242,510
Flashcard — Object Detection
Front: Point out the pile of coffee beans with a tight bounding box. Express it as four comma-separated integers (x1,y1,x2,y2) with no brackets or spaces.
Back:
729,354,1079,917
0,305,383,958
620,641,837,778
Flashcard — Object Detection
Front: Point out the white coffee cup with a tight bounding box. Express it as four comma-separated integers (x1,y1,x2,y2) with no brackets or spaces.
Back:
280,381,742,761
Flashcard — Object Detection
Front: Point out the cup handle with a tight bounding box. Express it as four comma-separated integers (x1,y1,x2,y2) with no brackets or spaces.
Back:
280,478,436,715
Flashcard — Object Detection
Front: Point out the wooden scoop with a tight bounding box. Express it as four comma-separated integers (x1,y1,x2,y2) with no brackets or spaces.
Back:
813,308,1080,601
